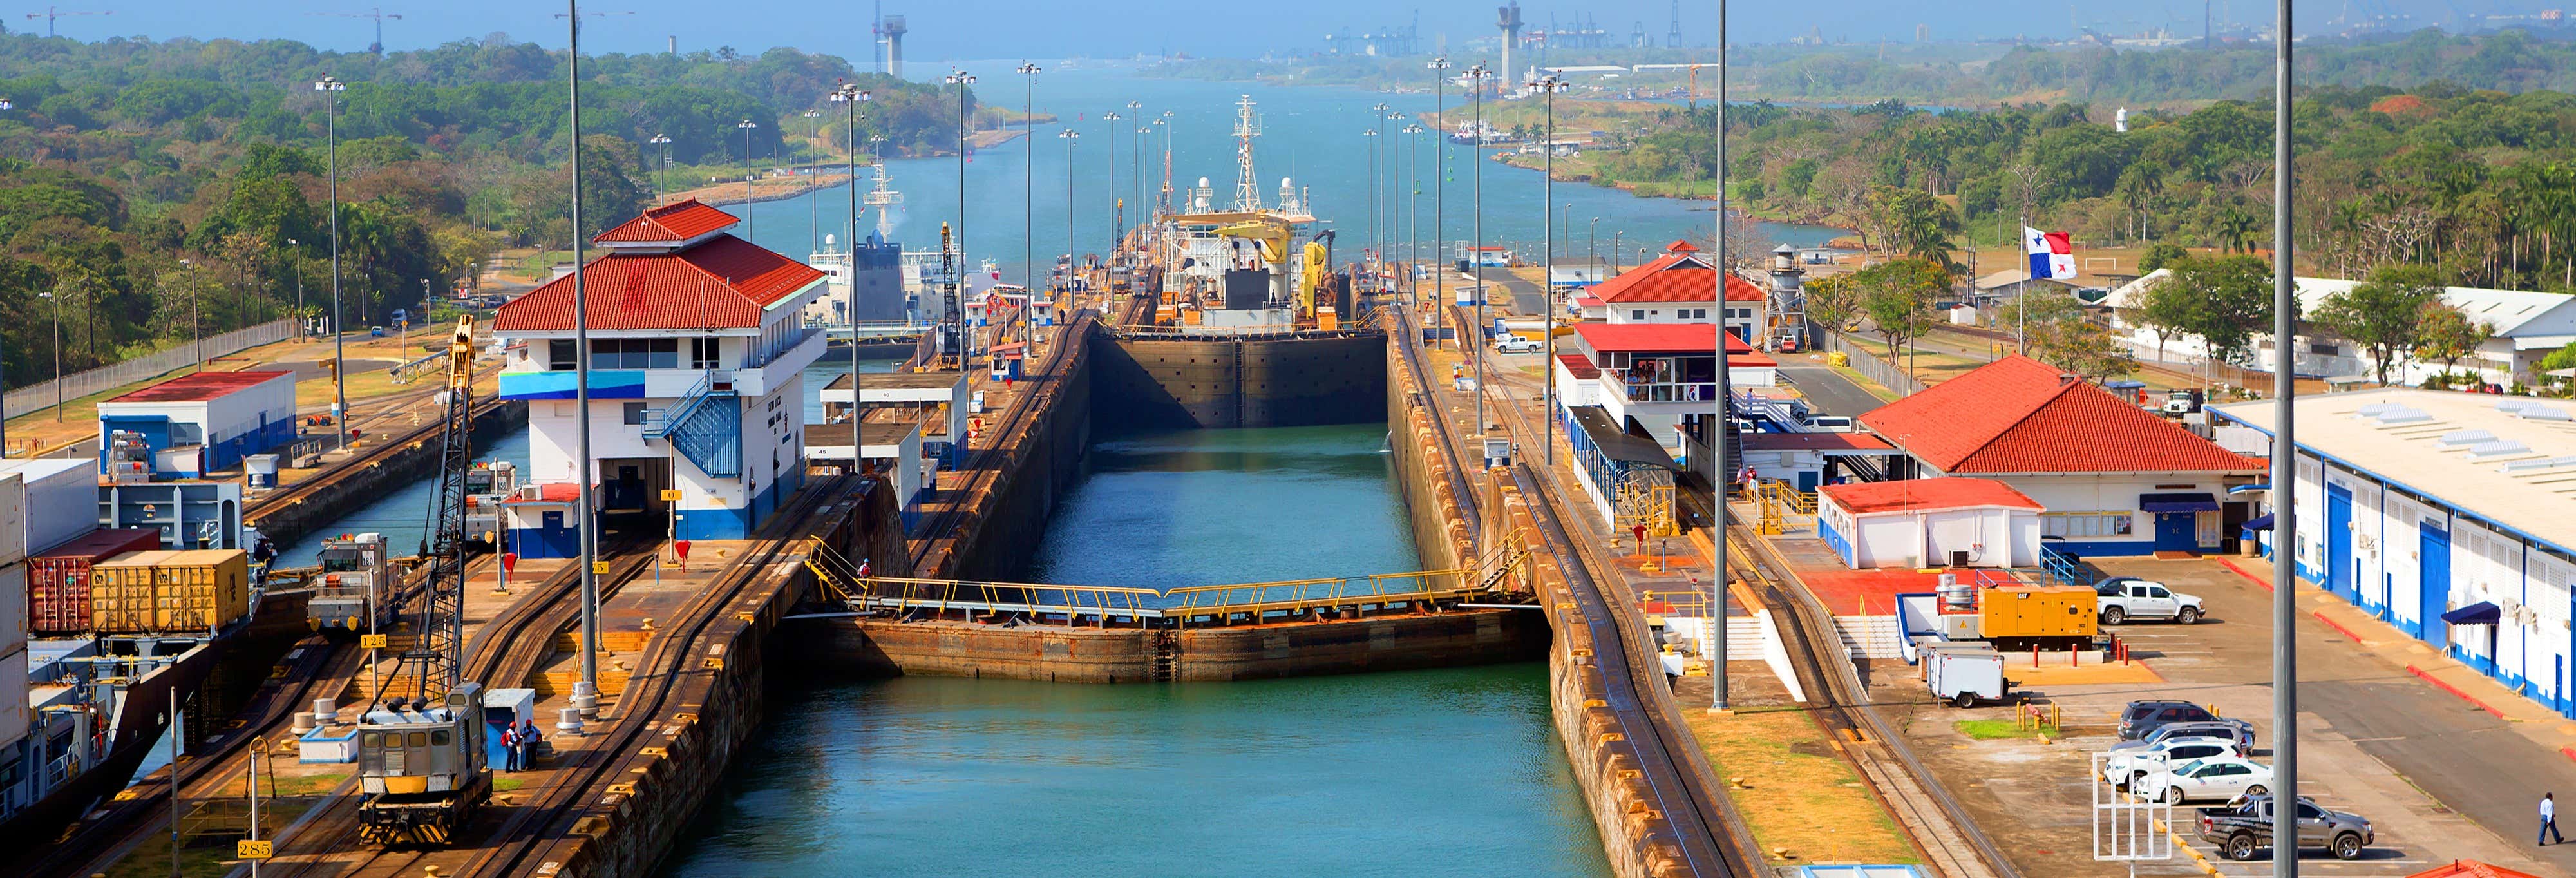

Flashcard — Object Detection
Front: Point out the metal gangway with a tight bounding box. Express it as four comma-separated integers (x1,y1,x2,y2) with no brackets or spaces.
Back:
804,542,1527,629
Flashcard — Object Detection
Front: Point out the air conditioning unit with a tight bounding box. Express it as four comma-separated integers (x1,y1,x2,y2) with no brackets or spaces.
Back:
517,486,545,501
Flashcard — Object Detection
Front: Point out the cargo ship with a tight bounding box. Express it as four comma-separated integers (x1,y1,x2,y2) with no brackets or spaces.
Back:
0,525,257,852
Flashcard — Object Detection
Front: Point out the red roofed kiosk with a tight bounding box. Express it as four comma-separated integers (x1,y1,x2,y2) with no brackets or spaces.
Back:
1858,356,2263,556
1596,240,1769,343
489,200,830,555
1818,478,2044,569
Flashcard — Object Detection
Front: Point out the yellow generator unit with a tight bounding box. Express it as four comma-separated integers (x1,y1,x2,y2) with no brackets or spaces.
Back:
1976,585,2099,649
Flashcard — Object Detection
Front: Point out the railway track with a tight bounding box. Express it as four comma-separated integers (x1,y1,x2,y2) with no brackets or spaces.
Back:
1510,463,1754,878
907,312,1092,571
245,392,512,518
1727,529,2022,878
1387,307,1484,536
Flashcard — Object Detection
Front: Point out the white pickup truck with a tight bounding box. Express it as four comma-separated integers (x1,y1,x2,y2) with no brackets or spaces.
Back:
2094,577,2205,625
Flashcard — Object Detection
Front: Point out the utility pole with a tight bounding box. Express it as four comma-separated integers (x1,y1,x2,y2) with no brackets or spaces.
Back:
567,0,601,729
1470,64,1491,436
2268,0,2298,872
180,258,201,373
1534,72,1567,467
737,119,759,240
1404,124,1423,316
649,134,671,205
833,82,869,562
947,70,976,365
1018,62,1042,346
1710,0,1731,714
1428,56,1450,348
1060,128,1079,317
1102,111,1122,260
316,75,348,453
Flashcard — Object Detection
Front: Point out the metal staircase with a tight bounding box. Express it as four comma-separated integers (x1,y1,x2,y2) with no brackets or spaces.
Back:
643,370,741,479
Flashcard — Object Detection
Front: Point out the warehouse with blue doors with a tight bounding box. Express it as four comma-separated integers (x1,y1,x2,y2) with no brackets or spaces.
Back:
2213,389,2576,717
96,370,299,479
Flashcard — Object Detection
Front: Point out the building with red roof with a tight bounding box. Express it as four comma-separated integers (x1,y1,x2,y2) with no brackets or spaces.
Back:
1553,323,1775,459
98,370,299,478
490,201,831,556
1595,240,1770,343
1817,477,2045,569
1858,356,2262,555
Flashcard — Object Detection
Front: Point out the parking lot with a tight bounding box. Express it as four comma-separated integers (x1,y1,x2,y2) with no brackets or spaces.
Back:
1863,555,2572,877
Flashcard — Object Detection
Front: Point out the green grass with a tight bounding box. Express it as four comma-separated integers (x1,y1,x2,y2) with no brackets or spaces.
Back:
1955,718,2059,740
494,776,527,792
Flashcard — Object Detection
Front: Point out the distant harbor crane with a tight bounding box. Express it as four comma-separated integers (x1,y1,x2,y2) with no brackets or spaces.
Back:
311,6,403,55
23,6,109,38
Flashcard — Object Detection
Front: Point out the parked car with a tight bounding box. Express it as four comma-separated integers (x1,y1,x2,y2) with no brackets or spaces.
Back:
1494,336,1544,354
2102,737,2243,788
2198,794,2373,861
2134,756,2274,804
2094,577,2206,624
1799,414,1857,433
2110,721,2257,755
2119,700,2247,741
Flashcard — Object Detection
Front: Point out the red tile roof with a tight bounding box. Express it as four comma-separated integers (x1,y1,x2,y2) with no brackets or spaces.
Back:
107,370,294,403
1664,239,1698,253
594,198,741,244
1858,356,2262,474
1742,432,1895,452
2407,863,2543,878
493,235,826,332
1593,247,1764,305
1573,323,1750,354
1556,353,1600,379
1821,477,2042,514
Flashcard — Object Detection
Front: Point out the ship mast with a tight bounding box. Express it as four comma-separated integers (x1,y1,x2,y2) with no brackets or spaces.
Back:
1231,95,1262,213
864,163,903,240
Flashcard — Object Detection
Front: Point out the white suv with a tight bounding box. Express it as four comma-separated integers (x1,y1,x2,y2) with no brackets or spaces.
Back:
2096,577,2205,625
1494,336,1544,354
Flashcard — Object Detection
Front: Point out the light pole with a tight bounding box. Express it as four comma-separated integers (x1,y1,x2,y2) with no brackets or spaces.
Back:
1124,101,1142,220
1372,101,1392,279
1059,129,1079,305
1589,216,1601,275
945,69,976,364
315,74,348,452
1363,126,1380,280
1403,124,1424,314
802,109,824,256
1387,110,1403,292
737,119,759,239
648,133,670,205
2268,0,2298,871
37,290,58,421
565,0,604,727
1101,111,1121,260
1428,56,1450,347
1710,0,1731,714
831,82,869,559
179,258,202,373
1533,72,1567,466
1613,230,1626,274
1017,61,1041,346
1468,63,1491,436
284,238,305,335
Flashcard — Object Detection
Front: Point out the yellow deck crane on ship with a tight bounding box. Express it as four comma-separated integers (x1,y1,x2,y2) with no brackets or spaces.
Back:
1209,216,1296,310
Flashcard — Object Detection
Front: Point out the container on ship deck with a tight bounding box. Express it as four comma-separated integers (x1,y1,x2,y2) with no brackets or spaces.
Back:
90,550,180,633
28,528,165,634
148,549,251,633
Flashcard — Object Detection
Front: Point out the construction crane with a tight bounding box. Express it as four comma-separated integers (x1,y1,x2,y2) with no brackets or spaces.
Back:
355,315,489,846
1210,216,1296,308
312,6,402,55
24,6,109,38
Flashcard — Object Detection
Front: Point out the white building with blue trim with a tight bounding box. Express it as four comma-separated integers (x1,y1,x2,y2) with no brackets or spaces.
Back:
488,200,828,556
2213,389,2576,717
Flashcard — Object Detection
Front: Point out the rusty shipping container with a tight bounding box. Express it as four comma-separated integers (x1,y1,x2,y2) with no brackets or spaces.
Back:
27,529,165,633
91,550,250,633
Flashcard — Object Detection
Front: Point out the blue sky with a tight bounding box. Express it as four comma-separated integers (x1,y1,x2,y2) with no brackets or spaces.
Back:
28,0,2528,61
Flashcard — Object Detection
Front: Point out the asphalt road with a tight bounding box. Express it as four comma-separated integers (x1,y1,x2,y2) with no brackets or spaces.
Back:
1473,267,1548,316
1779,361,1889,416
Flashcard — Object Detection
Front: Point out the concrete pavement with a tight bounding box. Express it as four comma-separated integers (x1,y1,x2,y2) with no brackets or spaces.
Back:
1777,356,1891,417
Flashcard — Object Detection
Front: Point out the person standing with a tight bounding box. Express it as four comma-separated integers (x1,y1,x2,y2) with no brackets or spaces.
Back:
499,723,520,771
2545,793,2563,846
520,719,543,769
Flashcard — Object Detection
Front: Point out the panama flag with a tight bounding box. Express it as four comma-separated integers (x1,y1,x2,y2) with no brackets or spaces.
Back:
2025,226,2075,279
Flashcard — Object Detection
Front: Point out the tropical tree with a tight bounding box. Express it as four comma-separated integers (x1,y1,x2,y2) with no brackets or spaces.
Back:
2168,254,2277,367
2313,264,2445,385
2414,300,2496,381
2133,272,2197,363
1804,274,1864,335
1853,258,1951,361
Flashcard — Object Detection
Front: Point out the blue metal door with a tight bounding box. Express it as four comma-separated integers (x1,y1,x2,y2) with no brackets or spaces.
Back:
2327,484,2354,600
2154,513,2195,551
2420,522,2451,649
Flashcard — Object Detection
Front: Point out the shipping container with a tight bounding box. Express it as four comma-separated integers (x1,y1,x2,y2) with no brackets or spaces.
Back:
0,647,26,750
0,564,21,656
0,473,21,567
0,459,101,555
150,550,251,633
90,550,180,634
28,529,167,634
1976,585,2100,646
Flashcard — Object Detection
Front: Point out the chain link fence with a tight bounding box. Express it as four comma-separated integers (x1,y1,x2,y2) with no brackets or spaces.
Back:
5,320,301,419
1823,332,1927,397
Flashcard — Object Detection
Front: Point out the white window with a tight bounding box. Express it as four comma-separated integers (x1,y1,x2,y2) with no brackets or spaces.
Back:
2042,512,2135,538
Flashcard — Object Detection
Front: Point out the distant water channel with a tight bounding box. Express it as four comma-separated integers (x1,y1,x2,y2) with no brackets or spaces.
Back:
659,424,1610,877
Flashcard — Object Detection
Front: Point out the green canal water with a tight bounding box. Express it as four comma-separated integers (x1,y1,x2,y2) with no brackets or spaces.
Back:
657,424,1609,876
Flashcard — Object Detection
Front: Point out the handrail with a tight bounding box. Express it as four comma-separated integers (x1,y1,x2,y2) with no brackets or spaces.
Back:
642,369,719,439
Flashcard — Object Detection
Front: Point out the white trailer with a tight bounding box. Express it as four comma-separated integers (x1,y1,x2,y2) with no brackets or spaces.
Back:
1925,644,2009,708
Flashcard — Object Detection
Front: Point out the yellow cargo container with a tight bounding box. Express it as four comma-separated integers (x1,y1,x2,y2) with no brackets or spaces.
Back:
1978,585,2099,645
89,549,249,633
91,550,181,634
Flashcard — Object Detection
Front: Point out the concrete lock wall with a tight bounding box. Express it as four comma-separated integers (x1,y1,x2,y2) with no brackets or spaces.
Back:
1383,337,1473,574
1483,475,1698,878
924,331,1094,582
1091,332,1388,429
797,610,1544,682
